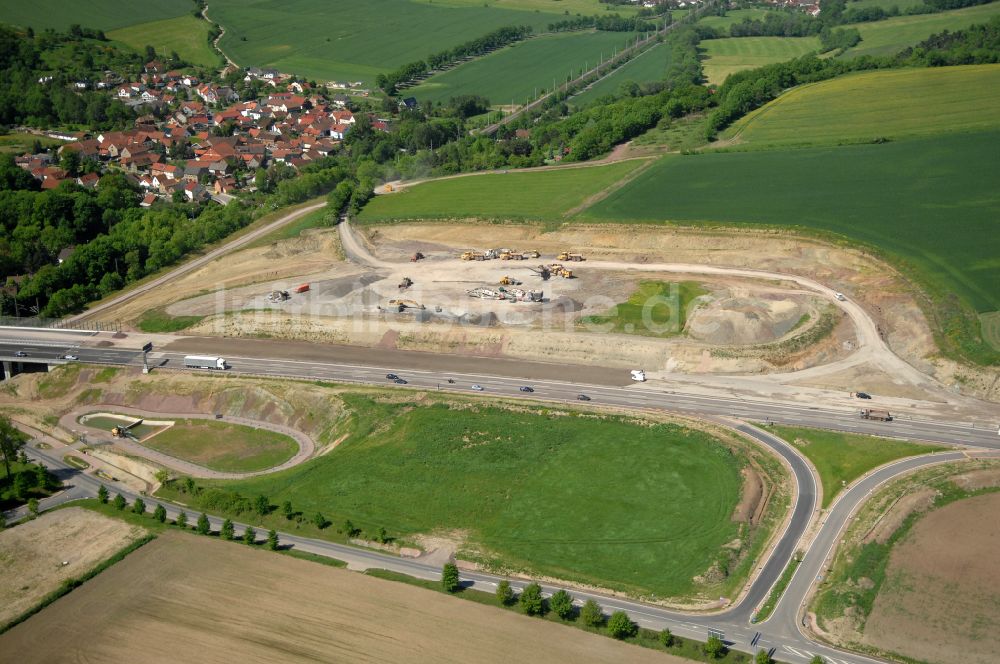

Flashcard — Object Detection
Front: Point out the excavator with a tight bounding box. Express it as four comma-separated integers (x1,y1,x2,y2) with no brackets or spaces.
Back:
110,419,144,440
388,298,426,312
398,277,413,290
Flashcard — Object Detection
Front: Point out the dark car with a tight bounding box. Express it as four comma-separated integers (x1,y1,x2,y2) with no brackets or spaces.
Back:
856,392,872,399
577,394,591,401
519,386,534,393
386,373,398,380
394,378,407,385
14,351,28,357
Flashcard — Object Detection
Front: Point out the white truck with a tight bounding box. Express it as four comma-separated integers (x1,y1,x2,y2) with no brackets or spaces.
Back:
183,355,227,370
630,369,646,382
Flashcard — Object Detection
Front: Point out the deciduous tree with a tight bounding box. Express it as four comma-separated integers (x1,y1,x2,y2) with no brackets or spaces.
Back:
176,511,188,528
705,635,725,659
756,649,773,664
197,512,211,535
0,415,28,479
549,589,574,620
441,563,460,593
519,582,544,616
112,493,126,510
132,497,146,515
607,610,637,639
267,529,279,551
243,526,256,545
153,504,166,523
282,500,294,520
27,497,39,518
255,495,269,516
97,484,108,503
221,518,234,540
496,580,514,605
581,599,604,627
659,628,674,648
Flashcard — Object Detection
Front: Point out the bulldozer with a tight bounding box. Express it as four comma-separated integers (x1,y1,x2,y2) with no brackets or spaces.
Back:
558,251,585,262
398,277,413,290
499,275,521,286
548,263,574,278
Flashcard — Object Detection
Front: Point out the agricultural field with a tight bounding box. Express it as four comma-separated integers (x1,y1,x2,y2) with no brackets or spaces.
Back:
580,281,707,337
438,0,640,13
726,65,1000,147
0,0,194,32
847,0,925,10
840,0,1000,58
697,8,771,30
699,36,821,85
158,396,777,599
0,132,63,154
108,14,219,68
570,39,675,108
408,30,638,107
766,424,943,507
143,419,298,473
0,532,674,664
359,159,645,222
210,0,562,83
581,130,1000,315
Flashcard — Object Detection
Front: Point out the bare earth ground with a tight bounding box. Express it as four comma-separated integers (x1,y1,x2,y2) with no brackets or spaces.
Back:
862,492,1000,664
0,532,683,664
0,507,147,628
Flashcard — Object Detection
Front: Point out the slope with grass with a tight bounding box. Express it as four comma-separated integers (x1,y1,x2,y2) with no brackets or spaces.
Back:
726,65,1000,147
158,396,774,599
570,39,676,107
210,0,561,83
766,424,944,507
0,0,194,32
359,160,645,222
109,14,219,69
841,0,1000,58
408,30,638,106
581,130,1000,317
144,419,298,473
580,281,707,337
700,36,821,85
697,8,771,30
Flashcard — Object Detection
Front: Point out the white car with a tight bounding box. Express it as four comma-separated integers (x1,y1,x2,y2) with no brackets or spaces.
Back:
471,384,484,391
630,369,646,382
62,354,79,360
835,292,847,301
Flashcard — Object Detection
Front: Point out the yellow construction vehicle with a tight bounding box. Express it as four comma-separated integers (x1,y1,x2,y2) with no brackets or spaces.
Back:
388,298,426,311
521,250,540,259
548,263,574,278
461,251,486,261
499,276,522,286
558,251,585,262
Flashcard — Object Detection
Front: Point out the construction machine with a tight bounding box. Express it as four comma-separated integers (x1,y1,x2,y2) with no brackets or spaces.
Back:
398,277,413,290
528,265,551,280
521,250,540,259
410,252,424,262
558,251,585,262
110,419,144,440
388,298,426,311
461,251,486,261
548,263,574,278
266,290,290,303
499,276,521,286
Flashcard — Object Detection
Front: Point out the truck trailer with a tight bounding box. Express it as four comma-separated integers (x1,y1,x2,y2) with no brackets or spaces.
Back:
184,355,227,370
860,408,891,421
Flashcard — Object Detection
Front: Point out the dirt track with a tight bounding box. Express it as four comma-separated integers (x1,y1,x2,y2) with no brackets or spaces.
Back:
0,532,683,664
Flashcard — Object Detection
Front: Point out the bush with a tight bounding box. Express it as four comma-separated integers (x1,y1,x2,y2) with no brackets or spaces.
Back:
705,635,726,658
221,518,234,540
549,589,575,620
112,493,126,510
519,582,544,616
97,485,108,504
496,579,514,606
441,562,460,593
607,610,637,639
243,526,256,545
580,599,604,627
132,498,146,515
659,628,674,648
153,504,167,523
196,513,211,535
267,529,279,551
175,511,188,528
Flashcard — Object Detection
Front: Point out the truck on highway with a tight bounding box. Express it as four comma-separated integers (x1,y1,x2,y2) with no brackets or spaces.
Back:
184,355,227,370
860,408,891,421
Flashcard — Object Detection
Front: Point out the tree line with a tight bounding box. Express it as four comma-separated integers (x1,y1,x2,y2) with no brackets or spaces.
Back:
547,14,661,33
375,25,532,94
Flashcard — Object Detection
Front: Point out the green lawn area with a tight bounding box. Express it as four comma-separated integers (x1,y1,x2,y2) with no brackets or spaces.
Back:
580,281,707,337
847,0,925,10
767,424,944,507
981,311,1000,351
0,132,64,154
840,1,1000,58
78,414,165,440
580,131,1000,316
245,207,333,248
159,396,757,598
726,65,1000,147
570,39,676,108
359,160,644,222
210,0,562,84
109,14,219,69
697,8,771,31
136,307,204,333
408,30,637,107
700,36,821,85
144,419,298,473
436,0,639,14
0,0,193,31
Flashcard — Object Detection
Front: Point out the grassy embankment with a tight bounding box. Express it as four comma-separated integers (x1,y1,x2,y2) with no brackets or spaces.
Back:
155,394,778,600
144,419,298,473
408,31,640,107
580,281,707,337
109,14,220,69
766,424,945,508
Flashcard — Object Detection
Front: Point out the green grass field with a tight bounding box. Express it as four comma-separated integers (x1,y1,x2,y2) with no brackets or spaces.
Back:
136,308,204,333
980,311,1000,351
359,160,644,222
210,0,562,83
700,36,821,85
144,419,298,473
581,281,707,337
408,31,638,106
727,65,1000,147
841,1,1000,58
109,14,219,68
437,0,639,14
697,8,771,30
157,396,752,597
767,425,943,507
581,131,1000,314
570,39,676,107
847,0,925,10
0,132,64,154
0,0,193,31
79,414,165,440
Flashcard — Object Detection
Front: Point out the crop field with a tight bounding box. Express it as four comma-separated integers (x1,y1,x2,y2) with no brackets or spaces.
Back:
161,396,758,598
109,15,219,68
570,39,675,107
727,65,1000,147
697,8,770,31
0,0,193,32
0,532,672,664
848,0,925,10
408,31,638,107
359,160,644,222
210,0,561,83
436,0,640,14
767,424,943,507
841,1,1000,58
581,281,707,337
143,419,298,473
581,130,1000,314
700,36,821,85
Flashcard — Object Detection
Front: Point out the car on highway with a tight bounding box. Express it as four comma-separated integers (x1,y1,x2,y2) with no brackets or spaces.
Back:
856,391,872,399
14,351,27,357
62,354,79,360
394,378,407,384
386,373,398,380
519,386,534,393
471,384,484,391
577,394,591,401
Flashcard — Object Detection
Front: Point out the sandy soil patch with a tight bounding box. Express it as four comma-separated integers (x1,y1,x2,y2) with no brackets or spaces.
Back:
733,465,763,524
861,488,937,546
0,507,147,628
862,492,1000,664
951,467,1000,491
0,532,682,664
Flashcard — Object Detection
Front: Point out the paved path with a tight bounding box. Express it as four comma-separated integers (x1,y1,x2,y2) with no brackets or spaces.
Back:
59,405,315,479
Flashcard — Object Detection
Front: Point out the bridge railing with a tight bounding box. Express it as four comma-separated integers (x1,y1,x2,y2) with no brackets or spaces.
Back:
0,316,120,332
